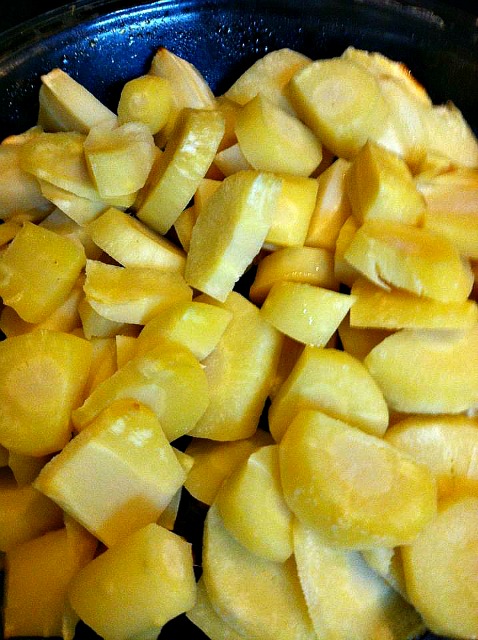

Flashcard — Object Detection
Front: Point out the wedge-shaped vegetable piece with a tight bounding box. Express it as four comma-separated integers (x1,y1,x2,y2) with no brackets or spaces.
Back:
265,175,319,247
136,300,232,361
213,142,251,177
35,399,187,546
0,274,83,337
202,504,316,640
68,523,196,640
83,259,192,325
185,170,281,301
190,292,283,440
173,204,197,252
224,48,311,114
424,101,478,168
338,315,392,361
78,298,129,340
350,277,478,330
0,221,86,324
385,415,478,499
293,519,425,640
72,338,208,441
117,74,172,134
84,122,156,198
0,142,51,220
288,57,389,159
38,179,108,226
3,522,97,639
0,473,63,552
186,578,246,640
333,214,360,287
215,444,293,562
81,337,117,398
149,46,216,143
40,208,102,260
261,281,355,347
279,410,437,548
0,330,92,455
364,326,478,414
418,168,478,259
344,219,474,303
402,495,478,638
136,108,225,234
250,245,338,304
269,345,389,442
86,207,185,271
38,68,117,134
184,429,272,505
235,94,322,176
305,157,351,251
19,131,99,200
346,140,425,225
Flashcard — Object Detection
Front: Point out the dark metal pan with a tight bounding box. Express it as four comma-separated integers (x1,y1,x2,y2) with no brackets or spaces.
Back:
0,1,477,639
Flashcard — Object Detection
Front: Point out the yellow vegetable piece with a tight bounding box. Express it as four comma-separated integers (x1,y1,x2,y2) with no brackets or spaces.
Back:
0,274,83,337
385,414,478,499
344,219,474,303
269,345,389,442
305,157,352,251
4,524,97,639
35,399,187,547
38,179,108,226
0,472,63,552
19,131,99,201
224,47,311,114
136,300,232,361
333,215,361,287
0,142,52,221
185,170,281,302
215,444,293,562
235,93,322,176
265,174,319,247
72,338,209,442
0,330,92,456
8,451,49,486
346,140,425,225
68,523,196,640
279,409,437,548
361,546,408,599
38,67,117,134
0,221,86,324
261,281,355,347
84,122,156,198
40,208,102,260
191,292,283,440
288,57,389,159
78,297,129,340
350,277,478,330
186,578,247,640
173,204,197,252
117,74,173,134
293,518,425,640
149,46,216,143
213,141,251,177
418,167,478,259
337,314,392,361
136,108,225,234
364,326,478,414
202,504,316,640
86,206,186,272
402,495,478,638
250,245,338,304
83,259,192,325
184,429,273,505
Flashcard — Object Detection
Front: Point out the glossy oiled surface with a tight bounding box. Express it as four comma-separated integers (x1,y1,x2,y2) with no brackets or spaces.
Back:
0,1,477,639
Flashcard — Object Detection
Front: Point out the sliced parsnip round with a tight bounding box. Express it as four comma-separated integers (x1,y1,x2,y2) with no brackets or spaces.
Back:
202,504,316,640
288,57,389,159
402,495,478,638
364,326,478,414
279,409,437,548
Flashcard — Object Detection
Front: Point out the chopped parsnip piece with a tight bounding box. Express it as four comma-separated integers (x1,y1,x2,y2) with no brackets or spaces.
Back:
117,74,173,134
